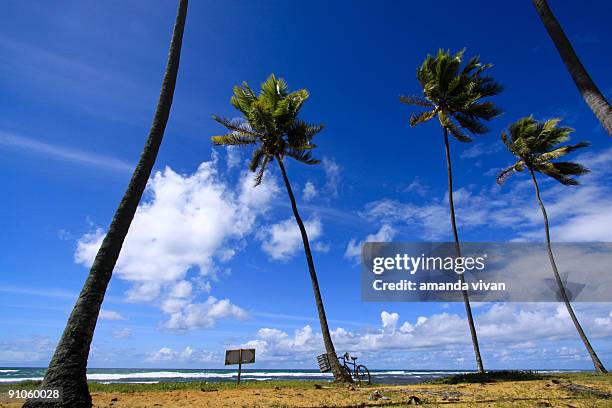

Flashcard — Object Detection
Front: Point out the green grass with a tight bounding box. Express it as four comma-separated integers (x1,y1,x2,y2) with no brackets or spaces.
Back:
2,372,608,395
87,380,335,393
429,371,610,385
0,380,352,394
428,370,545,384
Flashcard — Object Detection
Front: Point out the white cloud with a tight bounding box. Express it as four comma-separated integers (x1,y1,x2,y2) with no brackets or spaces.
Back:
225,146,241,169
112,328,131,339
0,337,55,364
75,157,278,330
145,346,215,363
259,218,324,261
302,181,318,201
403,177,428,197
322,157,341,197
345,224,397,261
241,325,324,363
356,148,612,242
165,296,247,331
240,304,612,367
460,141,502,159
0,131,132,172
99,310,126,321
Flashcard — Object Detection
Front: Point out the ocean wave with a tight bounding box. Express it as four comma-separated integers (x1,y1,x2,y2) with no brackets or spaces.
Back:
86,371,334,381
0,377,44,383
87,372,235,380
100,381,160,384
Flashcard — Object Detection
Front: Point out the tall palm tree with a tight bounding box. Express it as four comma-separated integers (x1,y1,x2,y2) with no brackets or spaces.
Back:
497,116,607,373
210,74,351,382
24,2,189,407
532,0,612,137
400,49,503,373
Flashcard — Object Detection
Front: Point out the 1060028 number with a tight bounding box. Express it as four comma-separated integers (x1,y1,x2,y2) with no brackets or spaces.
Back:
5,388,62,402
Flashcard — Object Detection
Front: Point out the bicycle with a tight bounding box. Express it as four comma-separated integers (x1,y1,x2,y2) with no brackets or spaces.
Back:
338,352,371,385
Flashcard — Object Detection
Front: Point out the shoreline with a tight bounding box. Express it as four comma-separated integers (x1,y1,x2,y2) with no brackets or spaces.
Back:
1,372,610,407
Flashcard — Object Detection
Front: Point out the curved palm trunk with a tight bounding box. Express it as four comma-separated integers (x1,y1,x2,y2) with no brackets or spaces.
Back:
443,129,485,373
528,168,607,373
276,155,352,383
532,0,612,137
24,2,189,407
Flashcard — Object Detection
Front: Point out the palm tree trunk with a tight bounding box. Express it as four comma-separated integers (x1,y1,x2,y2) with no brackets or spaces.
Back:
276,155,352,383
23,2,189,407
528,168,607,373
532,0,612,137
443,128,485,373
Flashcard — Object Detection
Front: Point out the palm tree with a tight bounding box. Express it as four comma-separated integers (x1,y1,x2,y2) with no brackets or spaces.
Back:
532,0,612,137
210,74,351,382
23,2,189,407
497,116,607,373
400,49,503,373
211,74,350,381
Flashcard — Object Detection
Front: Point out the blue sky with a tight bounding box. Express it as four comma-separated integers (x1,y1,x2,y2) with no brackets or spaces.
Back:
1,0,611,370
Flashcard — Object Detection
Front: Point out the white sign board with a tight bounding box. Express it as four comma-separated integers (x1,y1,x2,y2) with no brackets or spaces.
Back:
225,349,255,365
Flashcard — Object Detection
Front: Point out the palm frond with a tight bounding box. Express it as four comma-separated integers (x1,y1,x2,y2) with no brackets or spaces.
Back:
536,141,590,162
406,48,502,140
285,148,320,165
249,148,265,172
212,74,323,178
399,95,434,108
496,161,525,185
211,134,257,146
409,109,436,126
445,119,473,142
253,155,271,186
454,112,488,134
212,115,260,137
230,82,257,115
535,162,580,185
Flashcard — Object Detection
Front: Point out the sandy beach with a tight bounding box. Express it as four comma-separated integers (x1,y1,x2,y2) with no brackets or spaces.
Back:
2,373,611,407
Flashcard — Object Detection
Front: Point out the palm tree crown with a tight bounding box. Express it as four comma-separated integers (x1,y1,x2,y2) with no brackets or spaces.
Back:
401,48,503,140
497,116,590,185
212,74,323,184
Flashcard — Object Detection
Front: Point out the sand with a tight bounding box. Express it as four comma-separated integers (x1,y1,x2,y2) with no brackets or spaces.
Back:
2,376,611,407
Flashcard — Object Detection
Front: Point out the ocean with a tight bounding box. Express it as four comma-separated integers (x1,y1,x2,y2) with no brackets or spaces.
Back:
0,368,581,385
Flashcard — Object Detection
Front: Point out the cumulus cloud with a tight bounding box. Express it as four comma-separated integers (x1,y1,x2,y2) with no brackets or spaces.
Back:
258,218,324,261
99,310,126,321
241,304,612,367
145,346,215,363
165,296,247,331
345,224,397,261
241,325,324,364
75,157,278,330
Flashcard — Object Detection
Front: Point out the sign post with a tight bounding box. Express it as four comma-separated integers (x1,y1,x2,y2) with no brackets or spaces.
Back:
225,348,255,386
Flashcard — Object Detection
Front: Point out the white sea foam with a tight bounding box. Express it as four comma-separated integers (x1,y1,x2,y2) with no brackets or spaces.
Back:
85,371,334,381
0,370,20,373
0,377,44,383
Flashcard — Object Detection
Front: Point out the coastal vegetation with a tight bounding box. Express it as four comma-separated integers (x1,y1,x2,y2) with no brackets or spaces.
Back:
400,48,503,373
210,74,351,382
497,116,607,373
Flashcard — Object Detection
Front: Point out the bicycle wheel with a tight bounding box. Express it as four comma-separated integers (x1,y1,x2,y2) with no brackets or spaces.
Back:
342,365,352,382
355,365,371,385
